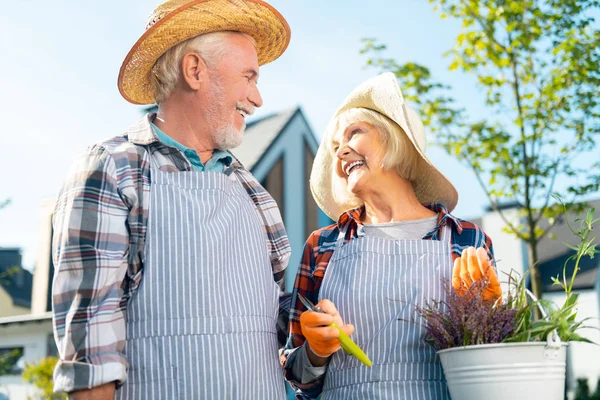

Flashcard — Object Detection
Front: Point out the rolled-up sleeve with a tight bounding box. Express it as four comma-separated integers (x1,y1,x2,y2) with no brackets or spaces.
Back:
52,145,131,393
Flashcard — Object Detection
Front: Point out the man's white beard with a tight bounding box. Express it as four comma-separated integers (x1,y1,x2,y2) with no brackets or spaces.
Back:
205,75,244,150
213,122,243,150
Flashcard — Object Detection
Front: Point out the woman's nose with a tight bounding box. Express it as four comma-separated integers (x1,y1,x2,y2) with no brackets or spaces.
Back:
336,145,350,159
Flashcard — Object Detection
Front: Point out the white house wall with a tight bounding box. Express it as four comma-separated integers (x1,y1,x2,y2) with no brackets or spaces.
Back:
481,208,527,293
250,111,319,292
31,198,55,314
0,288,29,318
0,320,53,400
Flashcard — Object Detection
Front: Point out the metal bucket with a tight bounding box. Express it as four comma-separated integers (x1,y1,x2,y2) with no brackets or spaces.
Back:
438,337,567,400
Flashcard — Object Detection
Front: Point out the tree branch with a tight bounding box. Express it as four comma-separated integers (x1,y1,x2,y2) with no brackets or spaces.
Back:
463,5,509,53
533,150,572,226
462,155,528,241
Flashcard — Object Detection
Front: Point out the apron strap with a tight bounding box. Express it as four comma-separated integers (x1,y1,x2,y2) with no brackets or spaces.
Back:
439,222,452,243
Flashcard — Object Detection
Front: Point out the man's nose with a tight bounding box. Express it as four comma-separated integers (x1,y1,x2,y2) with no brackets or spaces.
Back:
249,84,263,108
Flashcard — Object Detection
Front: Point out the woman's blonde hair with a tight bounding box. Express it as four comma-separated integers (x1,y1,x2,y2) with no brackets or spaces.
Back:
150,31,256,104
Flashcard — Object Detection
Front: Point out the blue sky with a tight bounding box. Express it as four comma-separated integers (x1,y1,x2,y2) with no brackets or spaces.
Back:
0,0,496,269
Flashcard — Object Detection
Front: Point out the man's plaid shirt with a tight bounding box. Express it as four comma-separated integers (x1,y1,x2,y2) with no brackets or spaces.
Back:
51,114,291,393
281,203,494,399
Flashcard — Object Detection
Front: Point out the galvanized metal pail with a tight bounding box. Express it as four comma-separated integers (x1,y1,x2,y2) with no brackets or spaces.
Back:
438,335,567,400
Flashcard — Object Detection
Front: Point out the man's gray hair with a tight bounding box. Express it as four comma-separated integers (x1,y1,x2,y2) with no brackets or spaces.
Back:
151,31,256,104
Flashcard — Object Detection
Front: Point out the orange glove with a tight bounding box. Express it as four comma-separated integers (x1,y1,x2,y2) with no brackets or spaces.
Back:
300,299,355,358
452,246,502,301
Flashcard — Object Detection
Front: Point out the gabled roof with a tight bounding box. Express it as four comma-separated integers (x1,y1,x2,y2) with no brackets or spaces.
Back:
0,249,32,309
0,270,33,309
232,107,299,170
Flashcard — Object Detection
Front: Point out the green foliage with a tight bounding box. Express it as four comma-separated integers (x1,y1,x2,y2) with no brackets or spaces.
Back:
503,197,599,343
574,377,600,400
0,349,23,375
360,0,600,301
417,199,598,353
575,378,592,400
0,266,20,286
0,198,19,291
22,357,67,400
593,377,600,400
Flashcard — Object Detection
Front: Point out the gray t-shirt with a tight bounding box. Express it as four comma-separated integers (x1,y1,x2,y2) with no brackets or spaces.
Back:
291,214,439,383
363,214,438,240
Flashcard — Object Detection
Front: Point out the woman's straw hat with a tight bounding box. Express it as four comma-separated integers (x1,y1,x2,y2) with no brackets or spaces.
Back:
310,72,459,220
118,0,290,105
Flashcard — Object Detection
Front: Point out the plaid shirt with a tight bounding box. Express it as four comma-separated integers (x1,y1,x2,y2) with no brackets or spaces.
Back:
51,114,291,393
281,203,494,399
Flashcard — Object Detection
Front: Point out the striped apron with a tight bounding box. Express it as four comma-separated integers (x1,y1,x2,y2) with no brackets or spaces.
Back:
319,225,453,399
116,159,286,399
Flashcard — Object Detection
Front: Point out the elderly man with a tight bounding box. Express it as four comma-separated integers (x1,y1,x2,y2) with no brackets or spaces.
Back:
51,1,291,399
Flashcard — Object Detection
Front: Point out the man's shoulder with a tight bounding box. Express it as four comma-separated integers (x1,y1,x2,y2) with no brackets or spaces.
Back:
85,134,151,166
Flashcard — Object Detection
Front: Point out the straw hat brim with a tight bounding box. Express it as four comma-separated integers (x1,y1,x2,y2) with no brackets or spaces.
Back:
118,0,291,105
310,72,459,221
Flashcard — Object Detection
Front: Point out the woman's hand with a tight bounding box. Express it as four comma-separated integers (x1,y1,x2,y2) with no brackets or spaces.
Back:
452,246,502,301
300,299,355,366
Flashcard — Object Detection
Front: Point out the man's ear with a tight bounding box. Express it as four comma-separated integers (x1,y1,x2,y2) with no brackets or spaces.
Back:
181,52,208,91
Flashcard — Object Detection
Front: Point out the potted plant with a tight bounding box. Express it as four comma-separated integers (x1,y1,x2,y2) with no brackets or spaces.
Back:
417,198,599,400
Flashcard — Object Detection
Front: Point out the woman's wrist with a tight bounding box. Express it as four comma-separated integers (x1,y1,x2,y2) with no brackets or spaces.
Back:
306,343,331,367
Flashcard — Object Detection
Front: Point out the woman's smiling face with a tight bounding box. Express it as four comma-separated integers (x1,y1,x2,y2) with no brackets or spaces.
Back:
331,121,386,196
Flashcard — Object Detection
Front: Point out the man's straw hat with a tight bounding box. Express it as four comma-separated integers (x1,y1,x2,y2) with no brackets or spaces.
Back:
310,72,459,220
118,0,290,105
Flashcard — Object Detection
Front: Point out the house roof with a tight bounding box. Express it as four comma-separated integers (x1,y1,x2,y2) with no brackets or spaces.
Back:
232,107,299,170
0,270,33,309
0,249,32,309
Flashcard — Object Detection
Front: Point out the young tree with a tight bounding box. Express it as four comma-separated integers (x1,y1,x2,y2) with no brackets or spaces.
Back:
23,357,67,400
360,0,600,304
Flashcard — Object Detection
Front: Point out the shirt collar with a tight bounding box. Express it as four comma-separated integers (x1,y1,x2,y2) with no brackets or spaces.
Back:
127,113,160,145
127,113,233,167
336,202,463,238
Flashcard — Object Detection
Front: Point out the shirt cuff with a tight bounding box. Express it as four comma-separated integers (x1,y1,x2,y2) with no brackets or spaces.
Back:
53,353,127,393
291,343,328,384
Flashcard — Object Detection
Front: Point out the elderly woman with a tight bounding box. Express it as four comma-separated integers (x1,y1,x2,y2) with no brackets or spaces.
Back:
281,72,501,399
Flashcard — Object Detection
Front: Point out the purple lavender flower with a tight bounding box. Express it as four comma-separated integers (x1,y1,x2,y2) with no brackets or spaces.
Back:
416,279,518,350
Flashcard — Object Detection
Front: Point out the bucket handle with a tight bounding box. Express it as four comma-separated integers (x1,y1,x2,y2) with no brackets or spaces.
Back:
525,289,562,358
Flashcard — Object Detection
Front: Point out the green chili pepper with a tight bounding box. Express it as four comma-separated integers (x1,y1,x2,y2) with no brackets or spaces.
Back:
298,294,372,367
332,322,373,367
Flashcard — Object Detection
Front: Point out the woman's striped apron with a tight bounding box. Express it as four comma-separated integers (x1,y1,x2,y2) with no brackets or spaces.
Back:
318,225,453,399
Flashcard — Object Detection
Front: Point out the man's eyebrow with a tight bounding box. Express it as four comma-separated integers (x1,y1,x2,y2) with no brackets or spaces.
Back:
243,68,259,80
